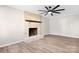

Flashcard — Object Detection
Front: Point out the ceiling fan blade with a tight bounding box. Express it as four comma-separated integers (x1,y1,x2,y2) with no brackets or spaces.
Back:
44,12,48,16
45,6,49,10
54,9,65,11
49,6,52,8
51,13,53,16
53,11,61,14
38,10,47,12
52,5,60,10
40,12,45,14
40,11,47,14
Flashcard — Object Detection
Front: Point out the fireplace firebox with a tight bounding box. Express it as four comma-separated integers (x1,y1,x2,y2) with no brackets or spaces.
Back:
29,28,37,36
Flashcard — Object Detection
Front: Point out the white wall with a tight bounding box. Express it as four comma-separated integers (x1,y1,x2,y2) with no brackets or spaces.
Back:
49,15,79,38
41,17,49,35
0,6,24,46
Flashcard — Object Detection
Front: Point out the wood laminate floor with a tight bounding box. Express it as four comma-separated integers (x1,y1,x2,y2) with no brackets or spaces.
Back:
0,35,79,53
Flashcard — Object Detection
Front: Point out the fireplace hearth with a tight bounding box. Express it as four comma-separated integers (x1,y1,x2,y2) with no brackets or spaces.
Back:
29,28,37,37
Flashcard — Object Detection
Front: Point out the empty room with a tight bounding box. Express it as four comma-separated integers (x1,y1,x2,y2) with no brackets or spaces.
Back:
0,5,79,53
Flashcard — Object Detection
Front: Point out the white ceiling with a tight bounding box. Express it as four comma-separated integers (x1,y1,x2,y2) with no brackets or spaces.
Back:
8,5,79,18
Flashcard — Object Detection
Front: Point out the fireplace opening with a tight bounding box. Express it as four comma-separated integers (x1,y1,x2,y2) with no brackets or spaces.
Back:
29,28,37,37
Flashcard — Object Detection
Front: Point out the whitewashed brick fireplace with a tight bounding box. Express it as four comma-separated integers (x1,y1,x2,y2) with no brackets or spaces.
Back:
24,11,43,42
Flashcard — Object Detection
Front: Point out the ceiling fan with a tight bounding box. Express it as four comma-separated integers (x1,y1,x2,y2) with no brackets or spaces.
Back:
38,5,65,16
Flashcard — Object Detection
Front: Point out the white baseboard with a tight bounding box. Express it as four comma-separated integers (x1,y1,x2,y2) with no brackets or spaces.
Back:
0,40,24,48
48,33,79,39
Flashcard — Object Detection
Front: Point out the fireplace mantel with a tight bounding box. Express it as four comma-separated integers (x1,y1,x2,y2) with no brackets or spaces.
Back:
25,20,42,23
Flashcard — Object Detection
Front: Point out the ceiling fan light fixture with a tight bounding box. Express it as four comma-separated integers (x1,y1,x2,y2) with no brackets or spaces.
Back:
48,12,52,14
